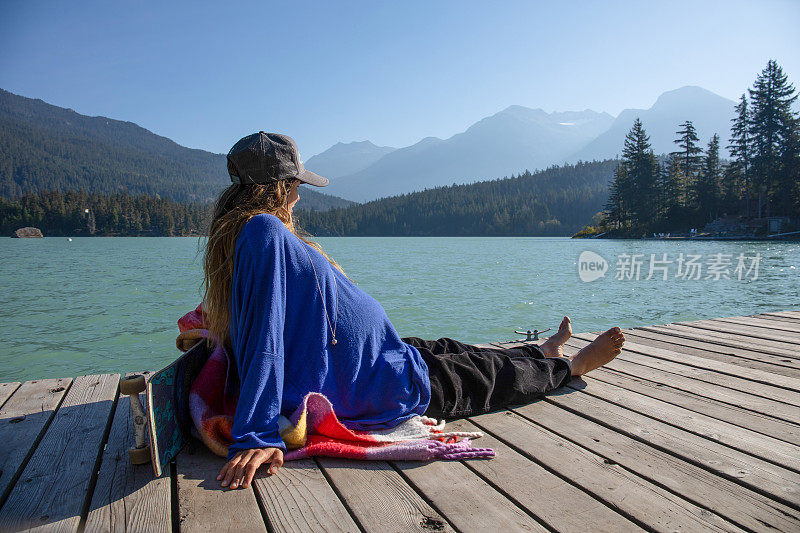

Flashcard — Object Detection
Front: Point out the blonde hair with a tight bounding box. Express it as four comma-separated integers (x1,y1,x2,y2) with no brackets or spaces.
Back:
202,179,346,346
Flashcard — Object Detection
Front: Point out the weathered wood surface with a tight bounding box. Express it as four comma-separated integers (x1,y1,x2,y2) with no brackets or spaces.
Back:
0,374,118,532
0,309,798,532
84,372,170,533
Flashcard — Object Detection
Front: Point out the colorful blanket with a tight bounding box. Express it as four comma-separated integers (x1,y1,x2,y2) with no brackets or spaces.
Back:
177,304,495,461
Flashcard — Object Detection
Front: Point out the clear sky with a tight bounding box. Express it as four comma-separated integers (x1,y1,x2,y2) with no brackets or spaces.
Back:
1,0,798,158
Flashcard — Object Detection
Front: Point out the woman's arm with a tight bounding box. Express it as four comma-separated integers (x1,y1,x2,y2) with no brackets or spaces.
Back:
223,221,289,485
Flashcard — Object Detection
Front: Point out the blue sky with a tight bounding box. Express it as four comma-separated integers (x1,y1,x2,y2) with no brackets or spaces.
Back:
1,0,798,158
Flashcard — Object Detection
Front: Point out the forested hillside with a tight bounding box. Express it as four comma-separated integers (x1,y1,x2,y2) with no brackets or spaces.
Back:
0,89,354,210
299,160,616,236
1,190,212,236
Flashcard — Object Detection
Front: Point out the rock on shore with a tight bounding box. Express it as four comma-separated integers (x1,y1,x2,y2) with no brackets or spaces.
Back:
12,227,44,238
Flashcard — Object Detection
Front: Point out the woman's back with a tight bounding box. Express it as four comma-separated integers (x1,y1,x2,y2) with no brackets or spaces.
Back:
226,213,431,459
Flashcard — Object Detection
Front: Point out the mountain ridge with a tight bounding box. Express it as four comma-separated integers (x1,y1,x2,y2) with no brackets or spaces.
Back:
0,88,355,211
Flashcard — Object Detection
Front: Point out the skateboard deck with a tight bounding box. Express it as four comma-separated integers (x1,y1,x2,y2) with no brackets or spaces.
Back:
145,339,211,476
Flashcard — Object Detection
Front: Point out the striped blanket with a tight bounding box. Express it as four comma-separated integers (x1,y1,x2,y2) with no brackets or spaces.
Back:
177,304,495,461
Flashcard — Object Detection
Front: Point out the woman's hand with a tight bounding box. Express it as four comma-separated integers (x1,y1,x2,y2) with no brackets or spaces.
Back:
217,447,284,489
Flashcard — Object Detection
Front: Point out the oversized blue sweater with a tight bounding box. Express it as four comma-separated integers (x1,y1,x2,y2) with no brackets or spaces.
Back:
226,213,431,460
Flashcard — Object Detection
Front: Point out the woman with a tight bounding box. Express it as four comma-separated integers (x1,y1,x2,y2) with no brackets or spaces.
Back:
205,132,625,490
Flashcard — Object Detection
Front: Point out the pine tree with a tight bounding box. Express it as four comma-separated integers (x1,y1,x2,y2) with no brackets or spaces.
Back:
603,161,628,229
670,121,703,209
728,93,752,217
696,134,722,222
748,59,799,217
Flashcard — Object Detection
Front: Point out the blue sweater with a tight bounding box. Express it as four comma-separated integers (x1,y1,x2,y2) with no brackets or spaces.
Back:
226,213,431,460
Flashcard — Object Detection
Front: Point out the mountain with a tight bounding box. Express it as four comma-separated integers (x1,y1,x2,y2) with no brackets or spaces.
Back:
569,86,737,161
0,89,354,211
304,140,395,179
300,159,616,236
322,106,613,202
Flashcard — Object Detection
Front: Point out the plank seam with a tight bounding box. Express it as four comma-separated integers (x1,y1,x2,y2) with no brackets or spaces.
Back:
455,458,559,532
467,414,659,533
77,381,122,533
0,377,74,512
567,340,800,403
636,326,800,360
510,401,791,531
314,457,368,533
170,460,179,533
572,336,800,393
561,381,800,475
0,383,21,411
586,369,800,444
541,391,800,511
250,478,276,533
675,323,800,347
386,460,469,533
624,331,800,370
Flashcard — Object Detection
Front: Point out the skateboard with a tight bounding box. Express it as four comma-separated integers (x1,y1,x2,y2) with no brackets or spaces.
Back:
118,339,212,476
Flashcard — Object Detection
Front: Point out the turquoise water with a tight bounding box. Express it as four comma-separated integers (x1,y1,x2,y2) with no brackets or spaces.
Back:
1,236,798,382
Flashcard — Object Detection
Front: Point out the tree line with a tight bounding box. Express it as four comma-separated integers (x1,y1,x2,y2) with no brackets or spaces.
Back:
298,160,615,236
601,60,799,236
1,190,213,236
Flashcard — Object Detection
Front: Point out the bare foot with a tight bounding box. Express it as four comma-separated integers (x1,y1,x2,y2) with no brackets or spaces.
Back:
539,316,572,358
569,327,625,376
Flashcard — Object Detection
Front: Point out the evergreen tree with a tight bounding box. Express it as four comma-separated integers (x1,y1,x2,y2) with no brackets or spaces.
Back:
600,119,658,233
670,121,703,209
696,134,723,222
603,162,628,229
624,119,659,228
728,93,752,216
748,59,799,217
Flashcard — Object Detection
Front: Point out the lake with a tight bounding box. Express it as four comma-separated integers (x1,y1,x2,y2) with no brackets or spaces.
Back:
1,236,798,382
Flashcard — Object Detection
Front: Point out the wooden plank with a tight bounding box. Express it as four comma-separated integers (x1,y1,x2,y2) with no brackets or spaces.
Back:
0,382,20,409
0,378,71,506
470,409,742,532
586,366,800,446
642,324,800,359
761,311,800,322
0,374,119,532
84,371,170,533
569,338,800,408
580,349,800,425
718,315,800,334
318,458,454,532
445,418,643,532
176,441,267,532
756,313,800,325
544,382,800,508
393,457,548,532
680,319,800,346
564,373,800,472
511,396,800,532
623,329,800,377
252,458,358,533
574,334,800,393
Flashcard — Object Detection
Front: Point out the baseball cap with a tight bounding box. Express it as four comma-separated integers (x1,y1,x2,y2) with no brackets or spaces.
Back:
227,132,329,187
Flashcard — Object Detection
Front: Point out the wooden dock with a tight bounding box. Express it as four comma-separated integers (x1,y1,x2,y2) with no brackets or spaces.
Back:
1,310,799,532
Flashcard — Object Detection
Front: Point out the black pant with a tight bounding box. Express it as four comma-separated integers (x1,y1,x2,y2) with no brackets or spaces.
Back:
402,336,572,419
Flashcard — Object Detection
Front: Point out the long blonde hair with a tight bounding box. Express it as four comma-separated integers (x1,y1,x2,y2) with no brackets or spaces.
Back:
202,179,347,346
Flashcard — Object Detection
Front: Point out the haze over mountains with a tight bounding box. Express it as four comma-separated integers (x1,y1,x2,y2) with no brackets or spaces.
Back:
306,86,737,202
0,89,355,211
1,85,739,208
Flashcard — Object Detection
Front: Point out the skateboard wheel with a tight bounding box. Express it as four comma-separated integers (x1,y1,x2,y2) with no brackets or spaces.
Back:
129,445,152,465
120,375,146,395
